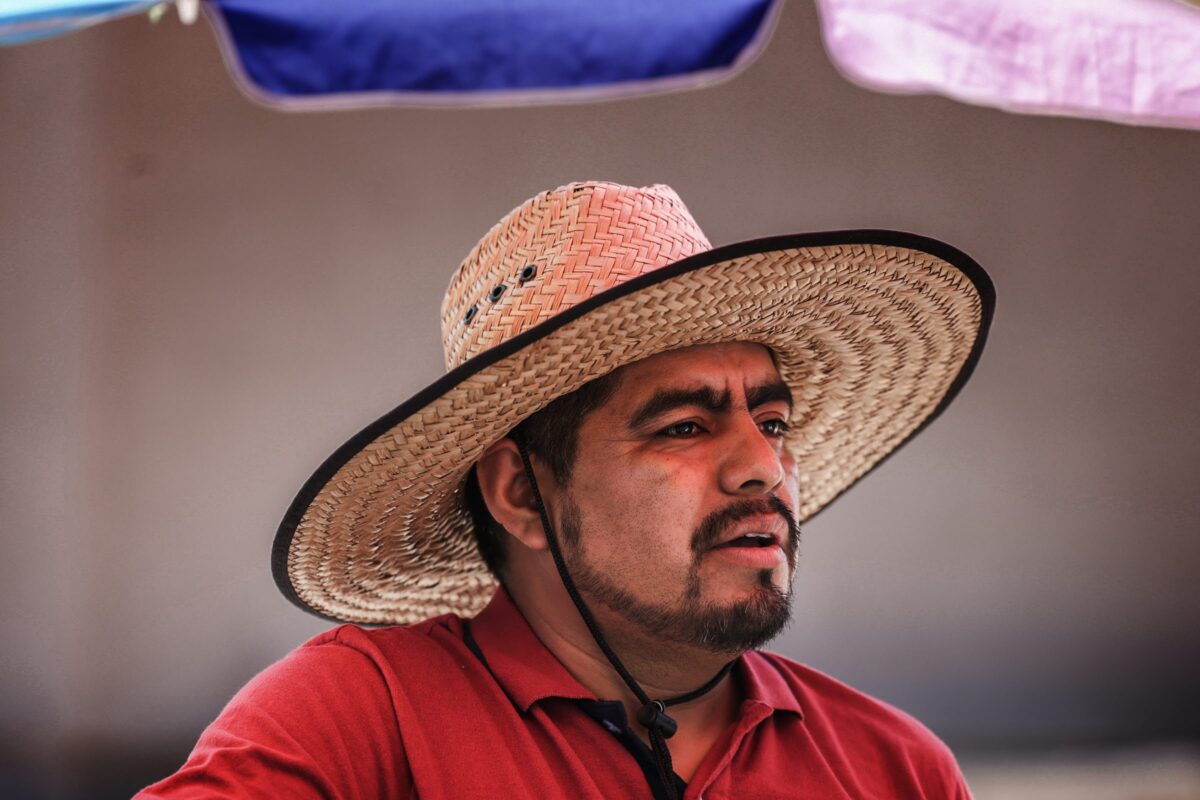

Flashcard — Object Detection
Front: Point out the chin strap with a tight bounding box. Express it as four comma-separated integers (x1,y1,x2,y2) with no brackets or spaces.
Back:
513,434,733,800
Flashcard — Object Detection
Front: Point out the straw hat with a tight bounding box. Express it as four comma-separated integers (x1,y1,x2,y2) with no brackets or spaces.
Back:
273,181,994,625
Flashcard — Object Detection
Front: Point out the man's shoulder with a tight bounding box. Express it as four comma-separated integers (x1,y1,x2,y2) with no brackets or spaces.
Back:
132,616,470,797
280,612,468,681
211,612,472,734
746,649,957,759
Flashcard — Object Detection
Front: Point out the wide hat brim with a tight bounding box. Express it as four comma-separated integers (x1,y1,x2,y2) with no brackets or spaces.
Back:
274,230,994,625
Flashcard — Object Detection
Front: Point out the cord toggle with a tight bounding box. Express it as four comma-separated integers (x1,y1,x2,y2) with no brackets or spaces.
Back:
637,700,679,739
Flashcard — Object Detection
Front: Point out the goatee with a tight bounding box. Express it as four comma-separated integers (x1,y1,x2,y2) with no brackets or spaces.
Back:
559,495,800,654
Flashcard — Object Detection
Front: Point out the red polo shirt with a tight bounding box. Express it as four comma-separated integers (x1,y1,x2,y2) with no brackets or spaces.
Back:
138,588,970,799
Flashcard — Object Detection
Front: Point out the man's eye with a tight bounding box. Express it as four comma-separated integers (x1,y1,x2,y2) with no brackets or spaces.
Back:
660,421,702,437
760,418,790,437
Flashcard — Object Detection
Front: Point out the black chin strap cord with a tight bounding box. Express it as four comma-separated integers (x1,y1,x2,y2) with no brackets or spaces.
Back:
513,435,733,800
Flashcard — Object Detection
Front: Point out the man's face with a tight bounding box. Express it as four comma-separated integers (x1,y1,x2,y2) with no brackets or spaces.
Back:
553,341,801,655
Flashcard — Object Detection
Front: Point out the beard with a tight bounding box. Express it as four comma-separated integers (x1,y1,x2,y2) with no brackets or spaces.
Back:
557,494,800,655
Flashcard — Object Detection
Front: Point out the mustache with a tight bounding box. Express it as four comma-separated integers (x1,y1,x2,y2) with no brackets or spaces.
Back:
690,495,799,555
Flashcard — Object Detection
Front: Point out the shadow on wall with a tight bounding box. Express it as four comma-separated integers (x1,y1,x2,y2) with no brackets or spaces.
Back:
1,738,186,800
4,741,1200,799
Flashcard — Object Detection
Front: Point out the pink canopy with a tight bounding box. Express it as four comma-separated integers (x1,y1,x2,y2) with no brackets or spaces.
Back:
817,0,1200,130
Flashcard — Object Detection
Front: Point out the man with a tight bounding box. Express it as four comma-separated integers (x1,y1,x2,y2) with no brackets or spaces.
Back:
140,181,994,798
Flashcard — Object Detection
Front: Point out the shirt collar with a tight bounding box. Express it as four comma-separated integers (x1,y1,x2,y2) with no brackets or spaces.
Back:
469,586,803,719
737,650,804,717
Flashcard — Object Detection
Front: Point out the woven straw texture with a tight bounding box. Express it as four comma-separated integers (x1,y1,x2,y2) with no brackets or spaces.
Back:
279,182,987,624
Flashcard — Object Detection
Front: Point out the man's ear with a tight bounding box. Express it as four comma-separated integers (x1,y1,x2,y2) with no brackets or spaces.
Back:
474,438,549,551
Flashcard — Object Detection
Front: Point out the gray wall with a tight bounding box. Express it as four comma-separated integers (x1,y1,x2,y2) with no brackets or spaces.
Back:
2,2,1198,795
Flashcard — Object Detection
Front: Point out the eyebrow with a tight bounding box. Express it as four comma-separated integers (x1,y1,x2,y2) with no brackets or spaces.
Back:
746,380,794,413
626,379,793,431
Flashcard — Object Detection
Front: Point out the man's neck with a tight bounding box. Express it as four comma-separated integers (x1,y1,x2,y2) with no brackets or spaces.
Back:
506,579,743,779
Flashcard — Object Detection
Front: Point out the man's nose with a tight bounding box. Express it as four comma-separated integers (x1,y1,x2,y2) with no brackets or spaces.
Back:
717,416,785,495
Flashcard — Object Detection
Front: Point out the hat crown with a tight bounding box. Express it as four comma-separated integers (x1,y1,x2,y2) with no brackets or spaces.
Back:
440,182,712,370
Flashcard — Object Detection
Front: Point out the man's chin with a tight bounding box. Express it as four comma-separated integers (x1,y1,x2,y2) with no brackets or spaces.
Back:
688,582,793,654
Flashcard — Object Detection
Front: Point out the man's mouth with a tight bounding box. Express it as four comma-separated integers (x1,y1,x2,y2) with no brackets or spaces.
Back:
692,500,798,570
714,532,779,549
708,527,788,570
710,512,787,551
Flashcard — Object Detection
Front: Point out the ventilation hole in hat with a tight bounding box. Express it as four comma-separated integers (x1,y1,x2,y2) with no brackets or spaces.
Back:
518,264,537,284
488,284,507,302
463,305,478,323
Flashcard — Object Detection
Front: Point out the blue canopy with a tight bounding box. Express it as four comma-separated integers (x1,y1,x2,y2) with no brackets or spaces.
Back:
206,0,781,108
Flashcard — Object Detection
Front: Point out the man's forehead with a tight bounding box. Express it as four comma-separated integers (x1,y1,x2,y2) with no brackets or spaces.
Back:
608,342,786,403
